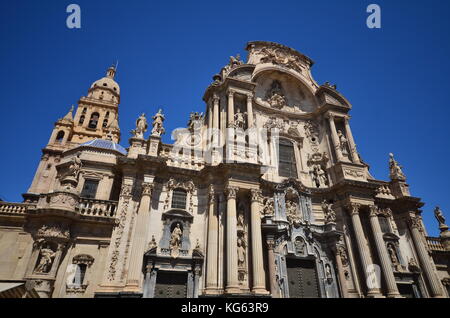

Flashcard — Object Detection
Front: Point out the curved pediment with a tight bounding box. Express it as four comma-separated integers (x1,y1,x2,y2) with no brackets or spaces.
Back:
162,208,193,221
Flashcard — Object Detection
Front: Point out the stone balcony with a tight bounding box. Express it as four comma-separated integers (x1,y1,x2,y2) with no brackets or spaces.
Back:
1,198,117,222
426,237,446,252
76,198,118,218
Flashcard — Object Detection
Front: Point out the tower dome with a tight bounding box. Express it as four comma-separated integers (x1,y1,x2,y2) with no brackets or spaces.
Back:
90,65,120,95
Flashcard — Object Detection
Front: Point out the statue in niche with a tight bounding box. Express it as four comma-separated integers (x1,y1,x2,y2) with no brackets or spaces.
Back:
338,245,349,267
34,244,56,273
294,237,306,255
434,206,447,228
387,243,401,271
325,264,333,282
322,200,336,224
170,223,183,258
237,238,246,267
151,109,165,137
131,113,148,139
337,130,348,156
233,109,247,129
266,80,287,109
312,164,328,188
389,153,406,181
237,208,245,228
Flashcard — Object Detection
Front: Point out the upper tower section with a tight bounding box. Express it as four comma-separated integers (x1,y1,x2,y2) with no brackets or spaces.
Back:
71,65,121,144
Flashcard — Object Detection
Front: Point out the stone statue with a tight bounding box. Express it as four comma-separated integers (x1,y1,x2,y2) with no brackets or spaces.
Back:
322,200,336,224
387,243,401,270
67,153,82,180
237,238,246,267
266,80,287,109
148,235,157,251
131,113,148,139
337,130,348,156
237,212,244,228
286,200,301,227
434,206,446,227
35,246,56,273
170,223,182,249
294,237,306,255
389,153,406,181
233,109,246,129
151,109,165,137
312,164,328,188
325,264,333,280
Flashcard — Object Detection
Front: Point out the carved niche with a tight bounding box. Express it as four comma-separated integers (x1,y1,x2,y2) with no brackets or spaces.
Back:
307,152,329,188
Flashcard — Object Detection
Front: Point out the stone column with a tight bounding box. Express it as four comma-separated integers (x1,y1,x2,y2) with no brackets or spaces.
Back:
327,113,344,162
347,203,382,297
408,214,444,298
124,182,153,293
250,189,268,294
227,90,235,127
344,116,360,164
333,245,349,298
368,205,401,298
247,94,254,128
225,185,240,294
207,99,213,143
266,236,278,298
205,186,219,294
213,94,220,130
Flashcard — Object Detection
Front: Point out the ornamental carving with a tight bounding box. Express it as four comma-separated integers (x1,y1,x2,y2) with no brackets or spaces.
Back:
36,224,70,240
307,152,329,188
187,112,204,133
49,193,77,209
73,254,94,266
262,197,275,217
225,186,238,200
254,45,305,73
250,189,263,204
337,245,349,267
286,200,301,228
304,121,319,152
34,243,57,274
141,182,153,196
322,200,336,224
120,183,133,197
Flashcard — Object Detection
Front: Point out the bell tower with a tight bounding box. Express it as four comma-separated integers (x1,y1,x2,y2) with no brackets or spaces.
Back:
25,65,122,200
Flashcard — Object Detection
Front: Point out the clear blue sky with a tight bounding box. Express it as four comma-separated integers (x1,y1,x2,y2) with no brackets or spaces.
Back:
0,0,449,236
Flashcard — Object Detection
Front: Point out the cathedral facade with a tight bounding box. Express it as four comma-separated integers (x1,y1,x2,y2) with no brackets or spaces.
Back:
0,41,449,298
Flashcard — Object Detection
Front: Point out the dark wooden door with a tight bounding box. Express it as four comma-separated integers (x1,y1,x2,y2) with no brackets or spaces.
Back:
154,271,188,298
286,258,320,298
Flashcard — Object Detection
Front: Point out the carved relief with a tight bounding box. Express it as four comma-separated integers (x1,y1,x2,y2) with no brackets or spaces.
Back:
262,197,275,217
253,45,305,74
304,121,319,152
265,80,287,109
36,224,70,240
34,243,56,274
294,236,306,256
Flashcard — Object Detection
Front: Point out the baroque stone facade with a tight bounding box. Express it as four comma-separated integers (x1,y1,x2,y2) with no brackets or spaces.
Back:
0,41,449,298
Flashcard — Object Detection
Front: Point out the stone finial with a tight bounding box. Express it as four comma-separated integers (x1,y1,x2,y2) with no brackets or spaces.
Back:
389,153,406,181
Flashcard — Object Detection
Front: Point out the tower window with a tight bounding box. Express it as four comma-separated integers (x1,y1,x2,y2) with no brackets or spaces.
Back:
105,111,110,119
56,131,65,143
79,115,85,125
82,107,87,114
81,179,99,199
278,139,298,178
102,119,108,128
88,112,100,129
171,189,187,209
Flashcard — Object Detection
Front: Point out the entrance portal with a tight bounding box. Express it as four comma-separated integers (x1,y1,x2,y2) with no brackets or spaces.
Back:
154,271,188,298
286,258,320,298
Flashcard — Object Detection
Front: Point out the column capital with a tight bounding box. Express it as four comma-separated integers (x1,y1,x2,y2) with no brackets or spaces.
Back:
369,205,379,217
325,112,336,121
250,189,263,203
407,213,424,232
141,182,153,197
225,185,239,199
346,202,361,215
213,93,220,103
266,238,276,250
246,93,253,101
228,89,235,97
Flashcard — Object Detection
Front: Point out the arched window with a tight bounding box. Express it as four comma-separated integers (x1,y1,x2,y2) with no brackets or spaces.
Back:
172,189,187,209
88,112,100,129
102,119,108,128
79,115,85,125
72,263,87,287
55,131,65,143
278,139,297,178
